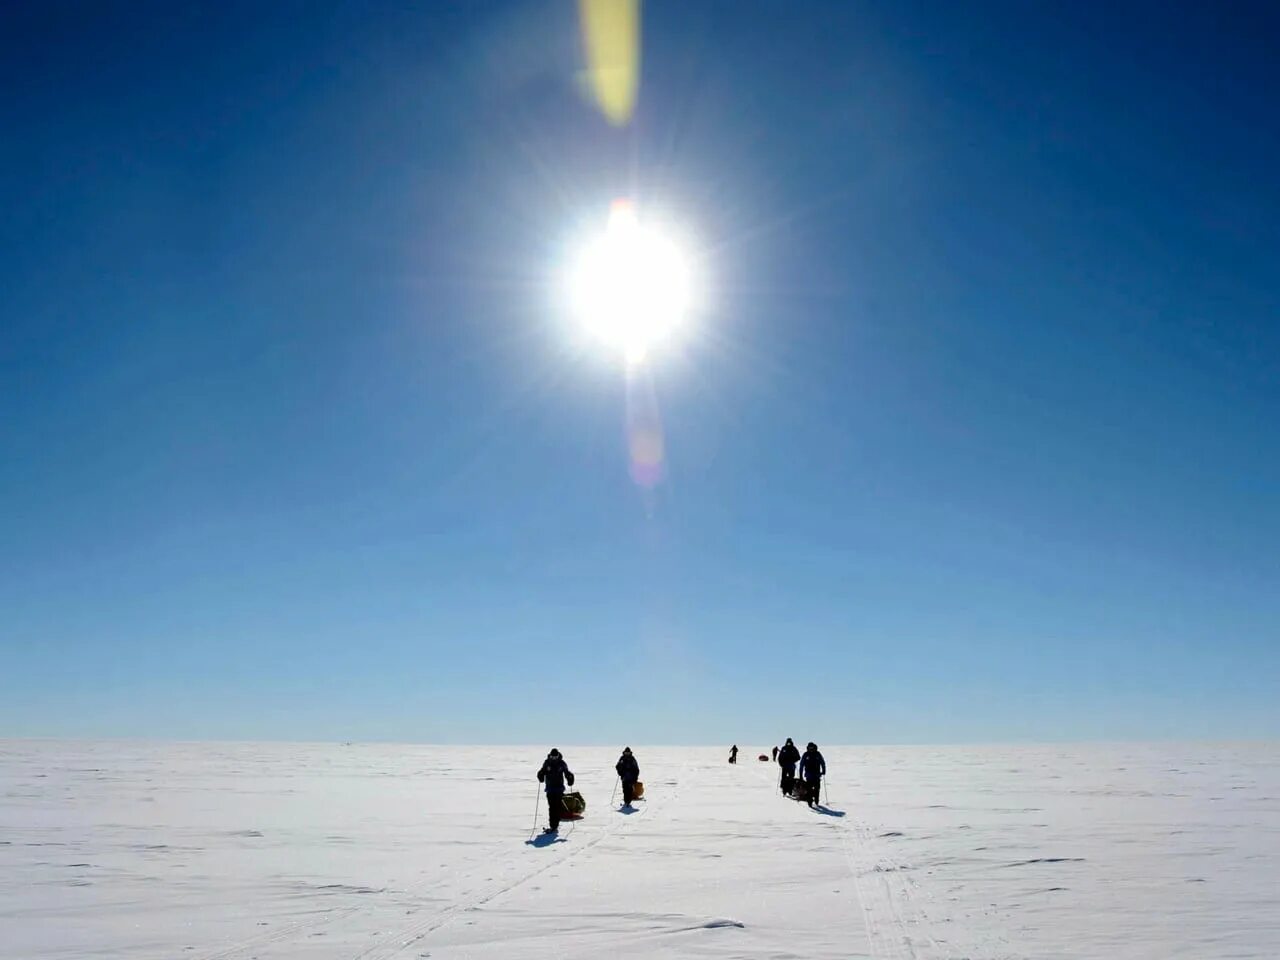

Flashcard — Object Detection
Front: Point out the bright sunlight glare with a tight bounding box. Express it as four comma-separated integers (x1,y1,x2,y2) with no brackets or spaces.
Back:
568,199,692,366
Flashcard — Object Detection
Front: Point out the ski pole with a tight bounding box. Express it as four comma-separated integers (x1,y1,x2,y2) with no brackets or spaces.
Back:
610,775,619,807
530,787,541,838
824,777,829,807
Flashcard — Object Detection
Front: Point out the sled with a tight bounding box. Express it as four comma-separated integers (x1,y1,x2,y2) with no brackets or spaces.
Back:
788,781,809,802
559,791,587,820
757,754,769,762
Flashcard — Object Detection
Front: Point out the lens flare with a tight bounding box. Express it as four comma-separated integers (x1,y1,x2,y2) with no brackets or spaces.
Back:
578,0,640,125
626,363,665,489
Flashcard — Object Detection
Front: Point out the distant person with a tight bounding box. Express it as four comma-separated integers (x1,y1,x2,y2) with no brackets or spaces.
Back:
799,741,826,808
729,744,739,764
536,748,575,834
615,746,640,807
778,737,800,796
771,745,779,762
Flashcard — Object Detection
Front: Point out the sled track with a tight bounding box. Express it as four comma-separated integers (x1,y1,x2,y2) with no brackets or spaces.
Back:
191,851,486,960
195,896,372,960
841,817,1011,960
350,762,691,959
842,818,914,960
842,816,953,960
192,766,683,960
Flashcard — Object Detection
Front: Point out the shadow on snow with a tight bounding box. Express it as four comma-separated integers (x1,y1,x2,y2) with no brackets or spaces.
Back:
525,833,569,848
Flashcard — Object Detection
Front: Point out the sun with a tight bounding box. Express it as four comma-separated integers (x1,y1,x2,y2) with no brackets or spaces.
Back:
567,199,693,366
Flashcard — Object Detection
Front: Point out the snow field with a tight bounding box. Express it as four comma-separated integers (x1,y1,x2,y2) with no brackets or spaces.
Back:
2,741,1277,959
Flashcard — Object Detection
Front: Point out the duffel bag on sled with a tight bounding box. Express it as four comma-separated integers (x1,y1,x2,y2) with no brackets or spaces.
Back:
632,781,644,800
559,791,587,820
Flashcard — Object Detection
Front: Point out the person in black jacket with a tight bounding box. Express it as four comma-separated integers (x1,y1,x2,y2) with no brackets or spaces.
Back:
615,747,640,807
778,738,800,796
799,741,826,808
729,744,739,764
536,748,575,833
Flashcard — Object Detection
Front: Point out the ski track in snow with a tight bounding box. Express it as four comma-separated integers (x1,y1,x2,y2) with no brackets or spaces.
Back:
3,741,1279,959
348,762,680,960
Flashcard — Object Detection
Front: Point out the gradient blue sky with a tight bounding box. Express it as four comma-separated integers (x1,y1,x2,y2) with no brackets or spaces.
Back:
3,1,1278,743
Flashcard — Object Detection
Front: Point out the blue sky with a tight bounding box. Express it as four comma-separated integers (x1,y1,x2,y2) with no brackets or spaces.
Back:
2,1,1277,743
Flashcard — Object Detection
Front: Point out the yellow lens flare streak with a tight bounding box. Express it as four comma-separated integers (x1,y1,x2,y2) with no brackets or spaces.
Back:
578,0,640,125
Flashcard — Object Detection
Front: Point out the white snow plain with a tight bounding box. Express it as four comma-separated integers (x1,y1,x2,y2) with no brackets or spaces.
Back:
2,741,1278,959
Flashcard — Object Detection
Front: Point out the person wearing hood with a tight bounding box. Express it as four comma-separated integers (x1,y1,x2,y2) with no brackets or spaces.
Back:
615,747,640,807
536,748,575,834
777,738,800,796
799,741,827,808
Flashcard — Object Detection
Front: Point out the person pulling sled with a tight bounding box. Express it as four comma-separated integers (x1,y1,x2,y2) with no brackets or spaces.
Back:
799,741,826,808
778,738,800,796
615,747,640,807
537,748,576,834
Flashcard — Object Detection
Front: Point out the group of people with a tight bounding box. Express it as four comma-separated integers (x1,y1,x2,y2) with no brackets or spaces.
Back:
535,746,640,835
535,739,827,836
773,737,826,807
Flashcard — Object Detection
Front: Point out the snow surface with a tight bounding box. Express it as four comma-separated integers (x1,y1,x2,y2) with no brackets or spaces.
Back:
3,740,1278,959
